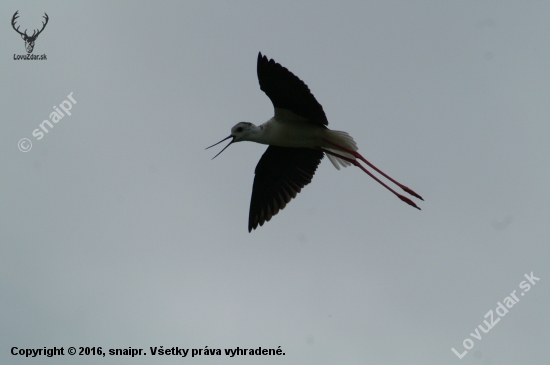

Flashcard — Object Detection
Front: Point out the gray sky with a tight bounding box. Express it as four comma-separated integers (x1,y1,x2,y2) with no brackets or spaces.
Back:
2,1,549,364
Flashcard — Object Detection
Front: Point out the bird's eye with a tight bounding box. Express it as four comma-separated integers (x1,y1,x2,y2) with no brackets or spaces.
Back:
236,127,243,132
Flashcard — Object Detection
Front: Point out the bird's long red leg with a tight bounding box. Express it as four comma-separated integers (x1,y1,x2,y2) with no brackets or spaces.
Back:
321,138,423,201
319,148,420,210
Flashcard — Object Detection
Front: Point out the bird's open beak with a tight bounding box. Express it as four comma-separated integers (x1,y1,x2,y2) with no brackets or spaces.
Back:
206,135,235,159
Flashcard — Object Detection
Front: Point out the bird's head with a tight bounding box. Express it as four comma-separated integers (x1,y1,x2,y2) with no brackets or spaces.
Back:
206,122,259,159
230,122,256,142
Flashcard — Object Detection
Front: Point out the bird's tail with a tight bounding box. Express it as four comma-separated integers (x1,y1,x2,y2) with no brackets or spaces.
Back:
322,130,358,170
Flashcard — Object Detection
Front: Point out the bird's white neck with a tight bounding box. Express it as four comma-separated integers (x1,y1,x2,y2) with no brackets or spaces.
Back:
241,123,269,145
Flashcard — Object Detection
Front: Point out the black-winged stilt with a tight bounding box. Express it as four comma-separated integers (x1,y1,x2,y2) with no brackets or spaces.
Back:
208,53,423,232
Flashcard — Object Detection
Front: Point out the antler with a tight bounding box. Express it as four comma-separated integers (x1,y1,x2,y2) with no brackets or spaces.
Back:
31,13,49,39
11,11,49,40
11,11,26,37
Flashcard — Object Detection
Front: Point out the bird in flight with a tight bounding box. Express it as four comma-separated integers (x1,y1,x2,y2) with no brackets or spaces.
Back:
207,53,423,232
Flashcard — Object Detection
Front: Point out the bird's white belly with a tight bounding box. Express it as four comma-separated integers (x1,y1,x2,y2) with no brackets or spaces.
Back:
269,123,320,148
262,118,322,148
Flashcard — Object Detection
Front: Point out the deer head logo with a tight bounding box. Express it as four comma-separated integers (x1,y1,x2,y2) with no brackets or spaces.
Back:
12,11,49,54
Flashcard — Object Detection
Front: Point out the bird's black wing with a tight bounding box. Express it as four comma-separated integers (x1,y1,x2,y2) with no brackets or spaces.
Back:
249,146,324,232
257,52,329,126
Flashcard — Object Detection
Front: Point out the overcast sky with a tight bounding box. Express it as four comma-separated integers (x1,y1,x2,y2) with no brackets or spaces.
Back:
1,1,549,364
